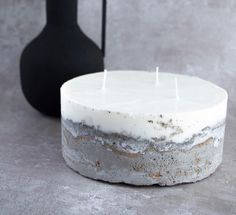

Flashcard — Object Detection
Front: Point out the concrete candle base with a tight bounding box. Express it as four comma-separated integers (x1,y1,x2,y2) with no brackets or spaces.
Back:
62,119,225,186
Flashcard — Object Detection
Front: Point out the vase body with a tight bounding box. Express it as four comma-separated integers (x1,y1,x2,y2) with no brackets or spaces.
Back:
20,0,105,117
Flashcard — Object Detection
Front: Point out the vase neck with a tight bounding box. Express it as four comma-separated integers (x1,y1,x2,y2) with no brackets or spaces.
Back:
46,0,78,27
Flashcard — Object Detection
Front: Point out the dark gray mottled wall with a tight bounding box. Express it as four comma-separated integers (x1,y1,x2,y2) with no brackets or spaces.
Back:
0,0,235,114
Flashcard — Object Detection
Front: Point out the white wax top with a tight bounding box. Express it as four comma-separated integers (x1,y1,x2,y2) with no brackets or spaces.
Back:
61,71,228,142
61,71,227,114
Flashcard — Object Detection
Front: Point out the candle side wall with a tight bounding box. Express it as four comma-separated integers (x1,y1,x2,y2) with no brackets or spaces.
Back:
61,90,227,144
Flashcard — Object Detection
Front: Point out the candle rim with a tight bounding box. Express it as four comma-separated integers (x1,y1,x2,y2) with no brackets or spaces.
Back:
61,70,228,115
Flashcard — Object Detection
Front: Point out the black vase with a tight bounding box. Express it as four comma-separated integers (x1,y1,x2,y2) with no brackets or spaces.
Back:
20,0,107,117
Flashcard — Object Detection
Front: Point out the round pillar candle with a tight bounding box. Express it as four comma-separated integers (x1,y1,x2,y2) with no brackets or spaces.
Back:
61,71,228,186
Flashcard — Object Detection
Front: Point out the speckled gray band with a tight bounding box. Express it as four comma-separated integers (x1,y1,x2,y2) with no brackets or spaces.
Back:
61,119,225,186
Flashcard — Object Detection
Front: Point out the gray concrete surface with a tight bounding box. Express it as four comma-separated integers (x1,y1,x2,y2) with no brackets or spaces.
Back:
0,0,236,214
62,119,225,186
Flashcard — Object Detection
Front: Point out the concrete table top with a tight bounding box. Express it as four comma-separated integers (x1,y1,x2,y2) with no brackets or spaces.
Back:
0,86,235,215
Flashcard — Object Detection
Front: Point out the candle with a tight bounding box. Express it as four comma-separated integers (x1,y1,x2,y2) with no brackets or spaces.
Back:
61,71,228,186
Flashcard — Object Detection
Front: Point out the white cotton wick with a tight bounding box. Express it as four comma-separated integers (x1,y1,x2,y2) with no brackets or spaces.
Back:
175,77,180,101
155,67,159,86
102,69,108,91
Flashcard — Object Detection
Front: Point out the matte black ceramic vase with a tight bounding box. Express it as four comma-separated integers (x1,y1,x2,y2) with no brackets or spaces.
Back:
20,0,107,117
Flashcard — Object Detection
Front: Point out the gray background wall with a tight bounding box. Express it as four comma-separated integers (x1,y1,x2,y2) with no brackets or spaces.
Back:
0,0,236,115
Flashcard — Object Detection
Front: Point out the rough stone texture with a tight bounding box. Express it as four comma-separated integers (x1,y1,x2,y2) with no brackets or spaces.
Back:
0,0,236,214
62,119,225,186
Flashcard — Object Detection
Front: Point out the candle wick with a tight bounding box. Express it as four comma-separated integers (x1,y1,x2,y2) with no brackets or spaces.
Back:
102,69,107,91
156,67,159,86
175,77,180,101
